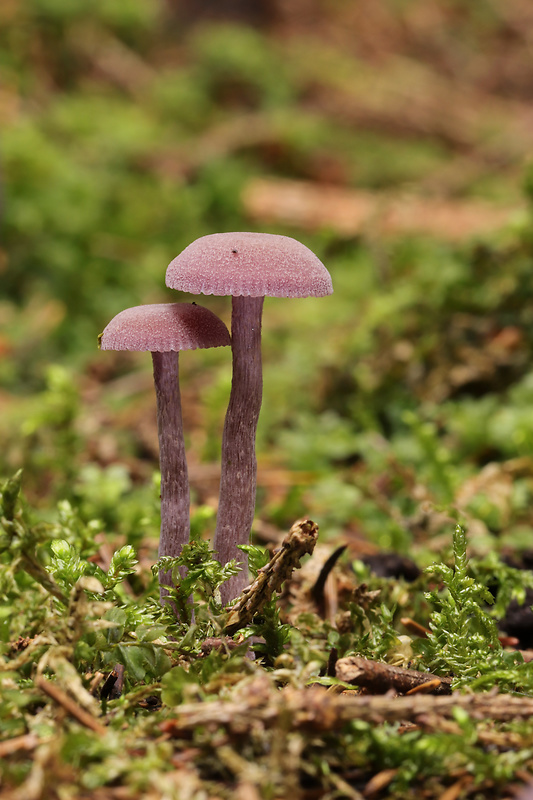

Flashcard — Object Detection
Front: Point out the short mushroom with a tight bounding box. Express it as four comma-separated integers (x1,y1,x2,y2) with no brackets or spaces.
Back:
99,302,230,607
166,232,332,604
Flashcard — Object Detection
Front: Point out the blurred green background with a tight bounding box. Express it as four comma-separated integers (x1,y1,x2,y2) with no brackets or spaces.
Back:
2,0,533,562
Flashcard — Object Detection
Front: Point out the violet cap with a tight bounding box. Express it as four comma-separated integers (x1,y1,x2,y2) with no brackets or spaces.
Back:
166,232,333,298
99,302,230,352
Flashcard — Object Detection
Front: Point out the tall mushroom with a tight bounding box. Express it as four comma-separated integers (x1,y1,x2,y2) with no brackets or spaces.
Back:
99,302,230,606
166,232,332,604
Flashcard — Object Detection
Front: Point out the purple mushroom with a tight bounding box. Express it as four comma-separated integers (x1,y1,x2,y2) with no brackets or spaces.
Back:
166,233,332,604
99,302,230,606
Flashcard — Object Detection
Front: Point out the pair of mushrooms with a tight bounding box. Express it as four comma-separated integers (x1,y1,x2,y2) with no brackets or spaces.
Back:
100,232,332,608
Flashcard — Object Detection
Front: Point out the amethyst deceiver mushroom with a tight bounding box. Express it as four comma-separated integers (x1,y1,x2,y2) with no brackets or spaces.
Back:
99,302,230,606
166,232,332,604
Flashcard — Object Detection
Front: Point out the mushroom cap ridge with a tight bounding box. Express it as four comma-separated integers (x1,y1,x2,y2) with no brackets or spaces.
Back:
166,232,333,298
99,302,231,352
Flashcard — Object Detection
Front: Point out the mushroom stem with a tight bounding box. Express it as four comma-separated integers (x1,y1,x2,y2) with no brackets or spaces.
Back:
214,295,264,605
152,350,190,604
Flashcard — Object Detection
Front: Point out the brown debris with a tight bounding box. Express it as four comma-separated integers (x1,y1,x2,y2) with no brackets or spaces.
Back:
437,776,474,800
100,664,125,701
401,617,431,639
363,768,399,797
9,636,32,653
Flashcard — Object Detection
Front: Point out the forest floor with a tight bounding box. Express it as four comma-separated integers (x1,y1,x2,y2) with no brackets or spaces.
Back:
2,1,533,797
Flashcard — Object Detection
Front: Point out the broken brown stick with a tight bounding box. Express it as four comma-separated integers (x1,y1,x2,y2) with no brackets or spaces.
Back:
336,656,453,696
36,676,107,735
223,518,319,636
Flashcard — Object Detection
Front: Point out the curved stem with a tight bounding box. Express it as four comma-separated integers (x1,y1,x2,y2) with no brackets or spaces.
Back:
214,295,264,605
152,351,190,607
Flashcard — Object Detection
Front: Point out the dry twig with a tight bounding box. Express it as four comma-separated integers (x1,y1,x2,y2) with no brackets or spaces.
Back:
0,733,39,758
161,684,533,737
36,676,107,735
224,518,319,636
336,655,453,695
310,544,347,617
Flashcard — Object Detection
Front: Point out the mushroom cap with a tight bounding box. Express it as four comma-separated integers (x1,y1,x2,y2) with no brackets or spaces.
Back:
166,232,333,298
99,302,231,352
